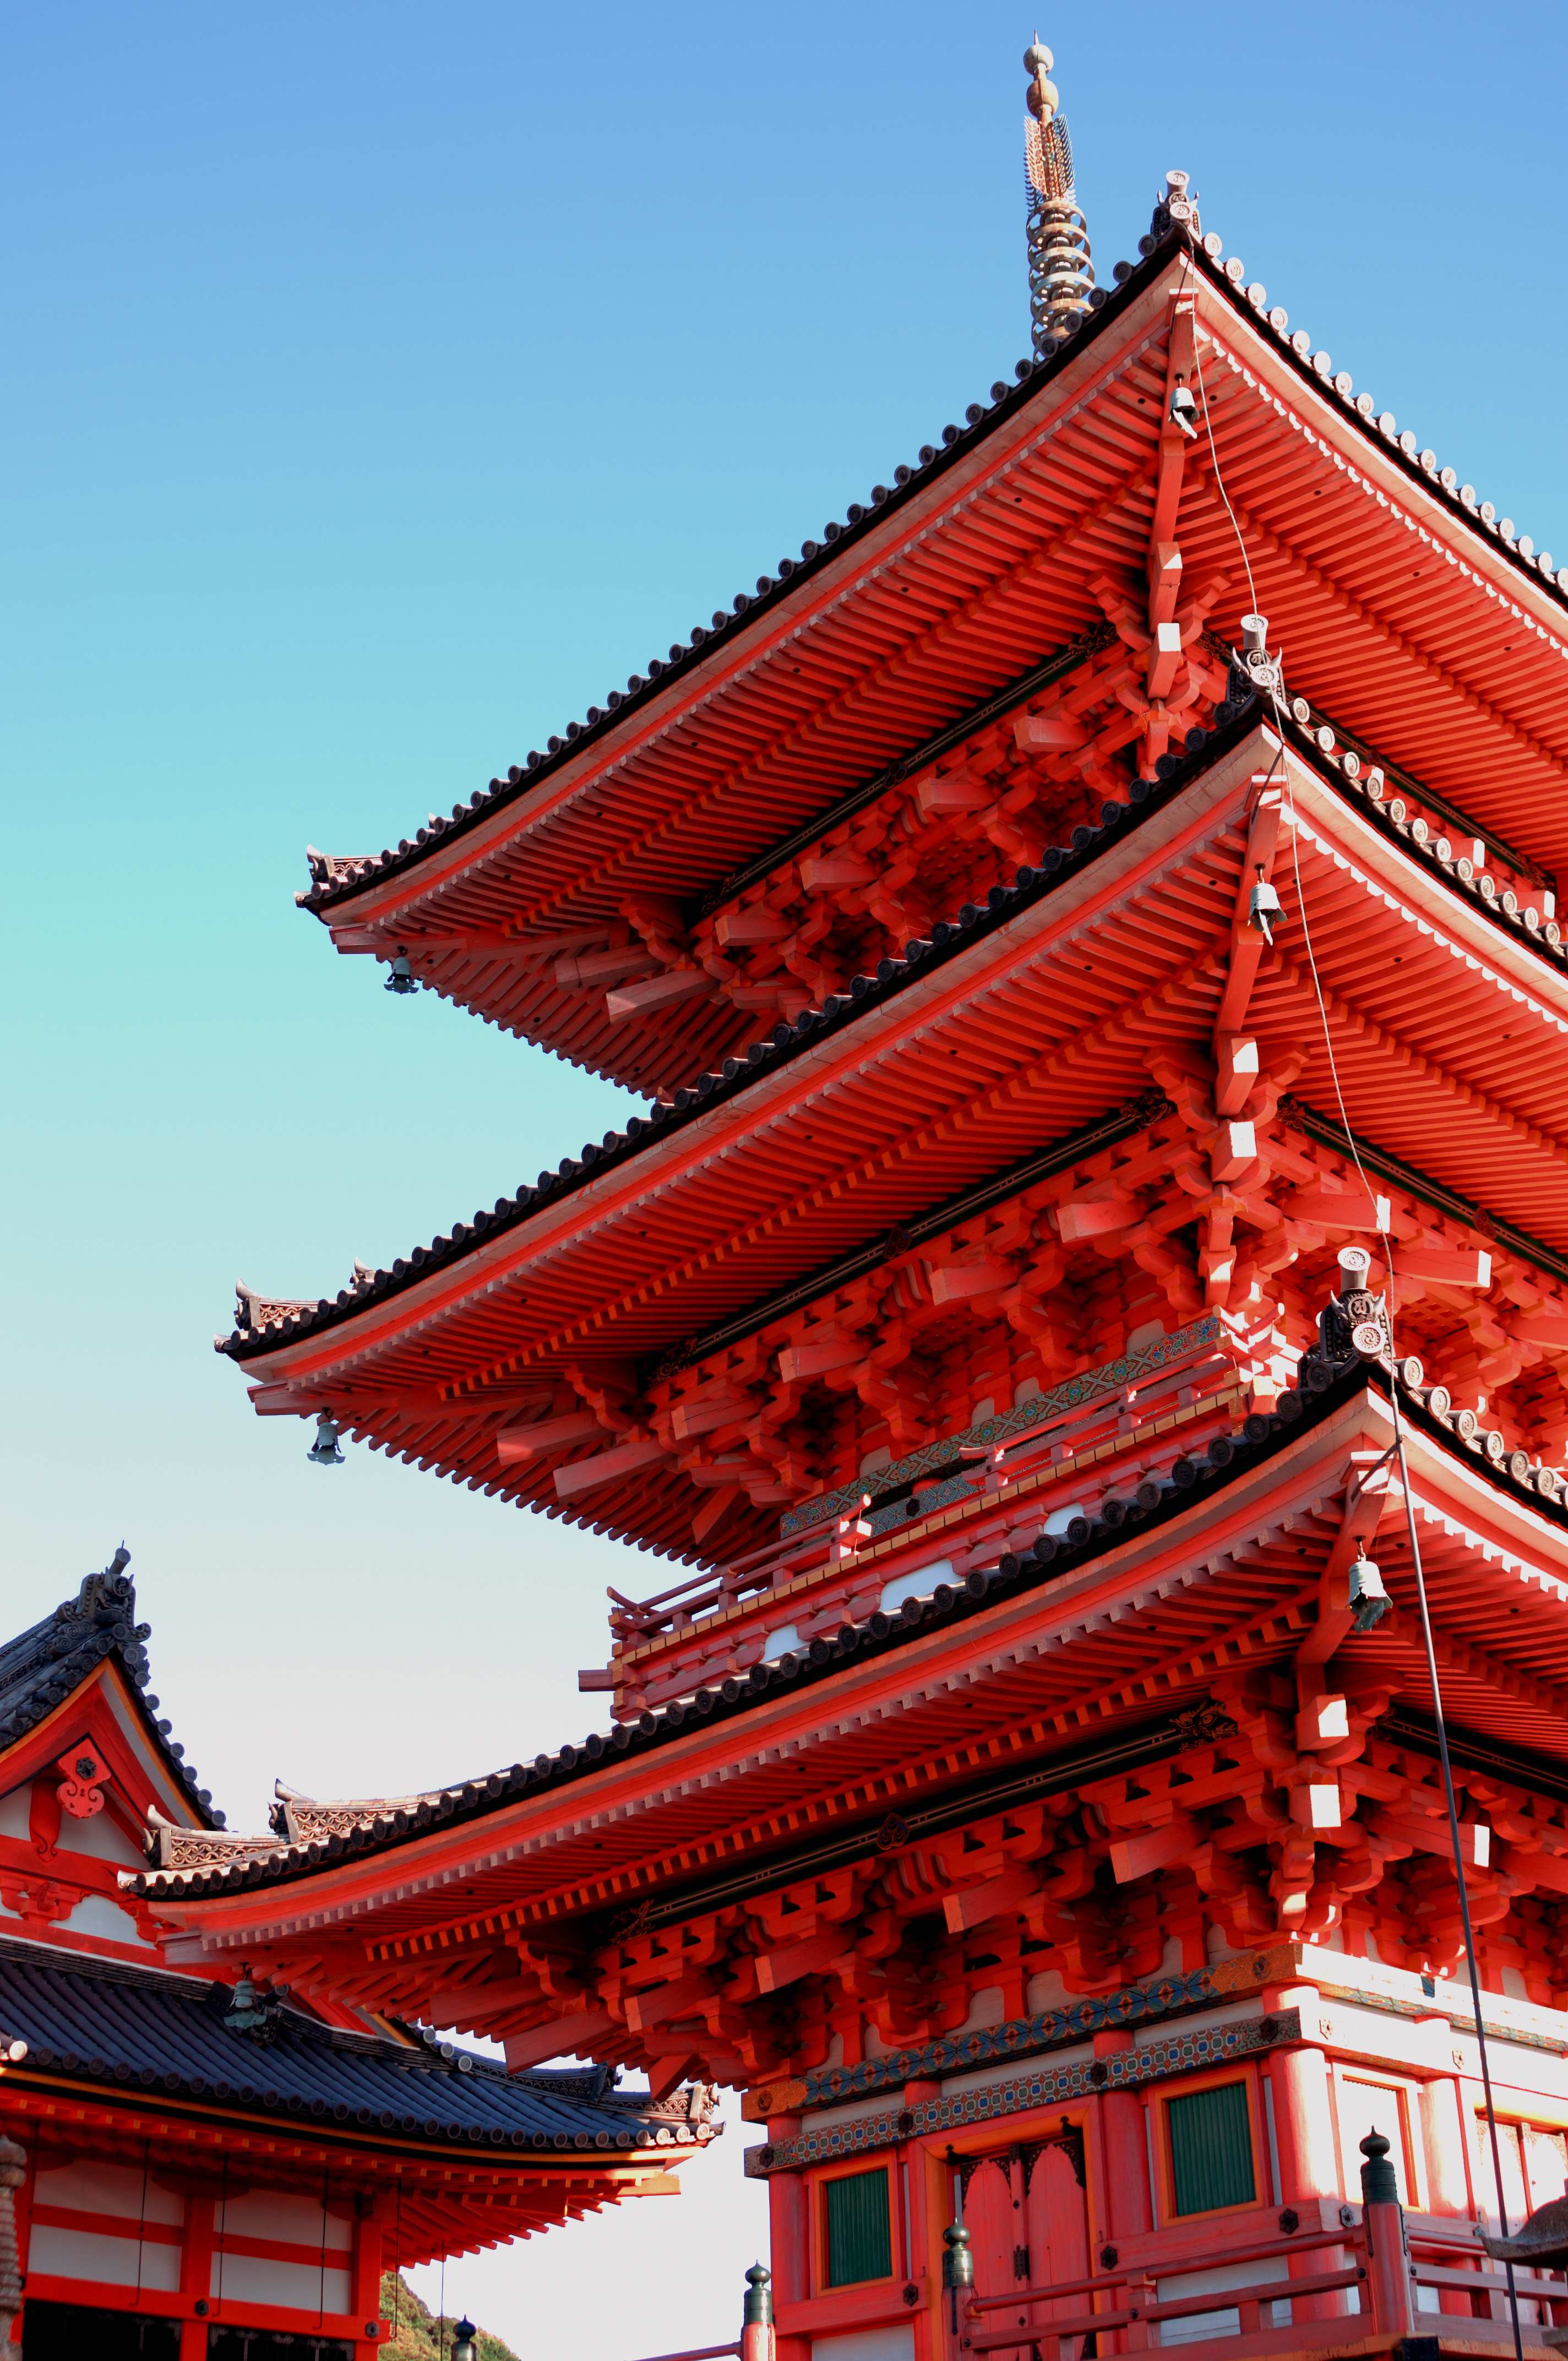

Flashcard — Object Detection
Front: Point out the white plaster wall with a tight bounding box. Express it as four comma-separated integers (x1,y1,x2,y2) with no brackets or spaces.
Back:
28,2222,181,2292
217,2187,351,2248
210,2254,353,2312
35,2158,182,2223
810,2331,914,2361
62,1891,155,1945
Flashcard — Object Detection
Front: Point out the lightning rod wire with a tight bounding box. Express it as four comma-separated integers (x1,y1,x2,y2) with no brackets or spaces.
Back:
1184,257,1526,2357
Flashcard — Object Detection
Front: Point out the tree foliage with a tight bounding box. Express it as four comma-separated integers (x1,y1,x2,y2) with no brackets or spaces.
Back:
379,2270,520,2361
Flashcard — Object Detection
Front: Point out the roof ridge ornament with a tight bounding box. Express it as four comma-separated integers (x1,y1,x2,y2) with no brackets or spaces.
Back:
1144,167,1200,254
1023,36,1094,357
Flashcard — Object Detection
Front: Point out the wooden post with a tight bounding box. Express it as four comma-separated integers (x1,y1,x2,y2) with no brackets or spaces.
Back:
740,2262,775,2361
1359,2132,1415,2341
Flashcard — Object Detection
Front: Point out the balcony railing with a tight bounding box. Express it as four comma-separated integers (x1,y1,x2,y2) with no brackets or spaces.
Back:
605,1348,1238,1652
961,2204,1568,2359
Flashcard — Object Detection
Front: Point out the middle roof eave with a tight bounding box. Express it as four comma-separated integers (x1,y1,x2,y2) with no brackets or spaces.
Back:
229,711,1568,1415
230,715,1278,1381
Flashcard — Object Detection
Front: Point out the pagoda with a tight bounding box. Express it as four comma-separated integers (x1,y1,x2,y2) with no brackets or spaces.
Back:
0,1553,712,2360
137,38,1568,2361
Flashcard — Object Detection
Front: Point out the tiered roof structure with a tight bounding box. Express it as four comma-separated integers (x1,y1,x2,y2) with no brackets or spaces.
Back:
138,43,1568,2361
0,1557,712,2357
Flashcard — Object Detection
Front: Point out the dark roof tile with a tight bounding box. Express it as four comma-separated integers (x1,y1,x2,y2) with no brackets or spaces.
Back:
229,674,1568,1366
297,230,1566,921
0,1938,712,2152
0,1550,221,1827
141,1358,1564,1907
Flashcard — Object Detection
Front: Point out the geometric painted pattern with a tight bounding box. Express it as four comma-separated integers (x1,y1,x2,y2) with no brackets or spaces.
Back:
745,2008,1300,2175
780,1315,1223,1537
803,1959,1231,2107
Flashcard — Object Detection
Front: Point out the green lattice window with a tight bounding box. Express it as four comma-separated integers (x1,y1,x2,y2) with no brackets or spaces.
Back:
823,2166,893,2286
1167,2079,1257,2215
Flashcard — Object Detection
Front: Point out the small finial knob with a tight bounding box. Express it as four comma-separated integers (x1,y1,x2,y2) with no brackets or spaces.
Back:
1359,2128,1400,2205
1024,41,1054,70
1167,170,1190,196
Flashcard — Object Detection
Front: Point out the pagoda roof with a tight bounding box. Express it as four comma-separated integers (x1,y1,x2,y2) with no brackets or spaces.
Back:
0,1549,221,1829
119,1357,1568,2080
219,709,1568,1560
128,1355,1568,1925
0,1934,707,2158
291,230,1568,1091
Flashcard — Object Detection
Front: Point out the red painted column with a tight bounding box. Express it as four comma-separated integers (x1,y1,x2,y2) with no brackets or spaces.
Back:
352,2199,385,2335
765,2114,810,2361
1418,2064,1476,2318
1267,2042,1339,2202
903,2082,941,2361
1093,2034,1152,2244
181,2189,215,2361
1419,2066,1472,2216
1265,2040,1344,2322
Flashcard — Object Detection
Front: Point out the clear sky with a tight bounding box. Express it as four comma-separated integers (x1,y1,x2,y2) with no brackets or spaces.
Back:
6,2,1565,2351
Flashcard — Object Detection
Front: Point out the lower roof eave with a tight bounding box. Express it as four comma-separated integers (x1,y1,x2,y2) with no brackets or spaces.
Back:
134,1371,1568,1962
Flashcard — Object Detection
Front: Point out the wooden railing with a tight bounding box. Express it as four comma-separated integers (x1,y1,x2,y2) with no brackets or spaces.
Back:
963,2225,1367,2357
605,1352,1239,1649
1409,2228,1568,2328
962,2208,1568,2358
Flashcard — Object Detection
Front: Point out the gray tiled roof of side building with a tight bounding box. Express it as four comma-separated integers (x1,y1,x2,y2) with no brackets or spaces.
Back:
0,1938,711,2153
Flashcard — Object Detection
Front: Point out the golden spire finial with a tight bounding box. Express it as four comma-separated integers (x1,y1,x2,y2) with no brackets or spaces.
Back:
1023,36,1094,357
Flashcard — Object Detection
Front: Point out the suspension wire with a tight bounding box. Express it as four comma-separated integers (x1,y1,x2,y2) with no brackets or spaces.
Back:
134,2134,150,2308
1184,263,1527,2359
394,2172,404,2335
319,2161,330,2327
217,2149,230,2314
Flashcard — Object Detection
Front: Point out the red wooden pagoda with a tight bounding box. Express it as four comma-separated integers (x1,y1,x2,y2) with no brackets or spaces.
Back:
0,1552,712,2359
143,38,1568,2361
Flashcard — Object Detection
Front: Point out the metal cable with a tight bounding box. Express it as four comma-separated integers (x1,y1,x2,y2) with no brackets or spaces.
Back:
1185,274,1527,2357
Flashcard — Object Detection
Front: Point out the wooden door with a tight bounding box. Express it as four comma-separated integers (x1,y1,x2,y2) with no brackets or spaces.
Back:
961,2127,1091,2361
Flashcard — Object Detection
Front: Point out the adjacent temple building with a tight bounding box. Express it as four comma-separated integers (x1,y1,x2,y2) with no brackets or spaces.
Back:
51,37,1568,2361
0,1554,713,2358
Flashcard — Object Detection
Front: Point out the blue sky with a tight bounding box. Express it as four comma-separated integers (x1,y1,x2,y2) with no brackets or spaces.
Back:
6,3,1564,2350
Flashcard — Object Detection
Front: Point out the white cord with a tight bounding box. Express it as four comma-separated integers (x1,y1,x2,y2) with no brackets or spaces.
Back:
1183,252,1526,2348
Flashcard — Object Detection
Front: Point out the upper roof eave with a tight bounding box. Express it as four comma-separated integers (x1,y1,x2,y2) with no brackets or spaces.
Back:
297,243,1189,924
296,232,1568,943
